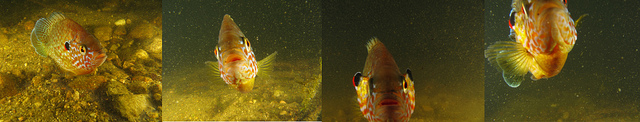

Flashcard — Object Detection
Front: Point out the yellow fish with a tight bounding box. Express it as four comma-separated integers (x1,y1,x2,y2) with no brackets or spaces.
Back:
205,14,277,93
353,37,415,121
485,0,577,87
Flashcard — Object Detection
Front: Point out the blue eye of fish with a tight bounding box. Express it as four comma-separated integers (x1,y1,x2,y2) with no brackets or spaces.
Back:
64,42,70,51
353,72,362,87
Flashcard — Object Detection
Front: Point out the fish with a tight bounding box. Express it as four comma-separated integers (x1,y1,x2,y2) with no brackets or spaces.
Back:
353,37,415,122
205,14,277,93
30,12,107,75
485,0,577,88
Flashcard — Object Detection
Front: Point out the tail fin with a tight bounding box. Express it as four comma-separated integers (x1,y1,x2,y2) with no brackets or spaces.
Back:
485,41,533,88
257,51,277,78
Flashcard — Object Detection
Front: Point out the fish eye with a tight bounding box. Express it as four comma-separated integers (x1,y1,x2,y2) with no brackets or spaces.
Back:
244,37,251,47
214,45,219,55
403,79,408,89
80,45,87,55
64,42,70,51
353,72,362,87
508,9,516,29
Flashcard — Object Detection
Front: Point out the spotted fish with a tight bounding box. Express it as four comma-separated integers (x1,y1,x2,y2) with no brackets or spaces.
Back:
485,0,577,87
30,12,107,75
205,14,277,93
353,37,415,122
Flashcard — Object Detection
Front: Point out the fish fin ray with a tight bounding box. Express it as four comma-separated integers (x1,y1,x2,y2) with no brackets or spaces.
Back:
485,41,532,88
205,61,223,82
257,51,277,78
30,12,67,57
366,37,381,52
575,14,589,28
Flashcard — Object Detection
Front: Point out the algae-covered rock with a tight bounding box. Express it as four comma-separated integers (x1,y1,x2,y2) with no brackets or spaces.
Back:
128,22,159,40
150,83,162,102
0,73,21,98
114,25,126,36
143,36,162,60
106,80,131,96
133,49,150,61
113,94,154,121
94,26,113,42
128,76,152,94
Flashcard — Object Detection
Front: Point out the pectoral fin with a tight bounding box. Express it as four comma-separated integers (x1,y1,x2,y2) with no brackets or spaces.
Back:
205,61,223,82
257,51,277,78
486,41,533,88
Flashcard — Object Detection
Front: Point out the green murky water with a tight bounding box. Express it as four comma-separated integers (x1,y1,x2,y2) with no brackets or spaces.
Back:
162,0,321,121
485,0,640,121
322,0,484,121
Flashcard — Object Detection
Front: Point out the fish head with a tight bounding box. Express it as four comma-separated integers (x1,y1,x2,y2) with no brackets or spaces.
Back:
353,68,415,121
512,0,576,55
62,31,107,75
215,38,258,93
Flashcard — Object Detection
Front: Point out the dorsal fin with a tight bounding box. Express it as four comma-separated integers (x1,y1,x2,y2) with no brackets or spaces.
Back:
366,37,381,53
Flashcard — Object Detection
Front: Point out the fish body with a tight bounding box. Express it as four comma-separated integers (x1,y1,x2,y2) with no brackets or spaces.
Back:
485,0,576,87
353,38,414,122
30,12,107,75
206,14,276,93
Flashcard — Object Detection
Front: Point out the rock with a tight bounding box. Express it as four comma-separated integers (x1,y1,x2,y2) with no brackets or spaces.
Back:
93,26,113,42
115,19,126,26
68,75,107,90
34,102,42,108
72,90,80,100
128,22,159,40
133,49,149,60
114,26,126,36
274,90,284,97
106,81,131,96
280,111,287,115
0,73,20,98
150,83,162,102
143,36,162,60
128,76,151,94
113,94,153,121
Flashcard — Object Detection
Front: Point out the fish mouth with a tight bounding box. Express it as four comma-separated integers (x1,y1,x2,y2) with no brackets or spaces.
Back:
379,98,400,106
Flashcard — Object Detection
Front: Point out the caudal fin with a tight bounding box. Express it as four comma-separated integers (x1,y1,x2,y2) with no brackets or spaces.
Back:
485,41,533,88
257,51,277,78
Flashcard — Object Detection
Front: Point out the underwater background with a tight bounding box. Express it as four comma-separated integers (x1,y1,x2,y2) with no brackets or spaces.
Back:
0,0,162,121
322,0,484,121
162,0,321,121
485,0,640,121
